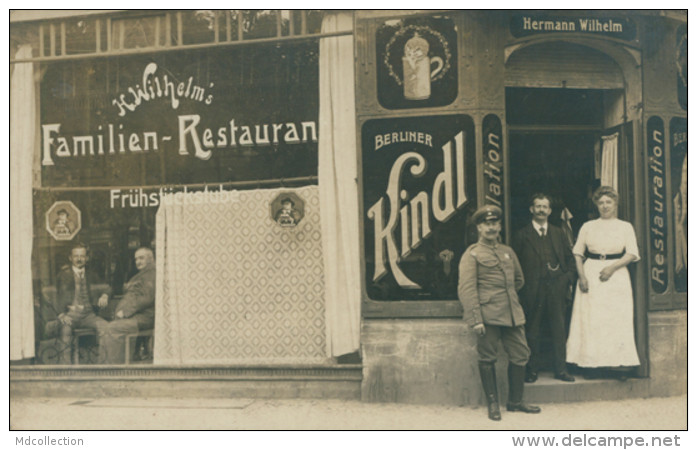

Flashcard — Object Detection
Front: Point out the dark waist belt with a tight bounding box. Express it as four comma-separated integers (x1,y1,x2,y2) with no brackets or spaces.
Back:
586,251,624,260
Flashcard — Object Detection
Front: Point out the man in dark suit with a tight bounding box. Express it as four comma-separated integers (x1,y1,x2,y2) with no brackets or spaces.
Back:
55,243,111,364
100,247,156,364
512,193,576,383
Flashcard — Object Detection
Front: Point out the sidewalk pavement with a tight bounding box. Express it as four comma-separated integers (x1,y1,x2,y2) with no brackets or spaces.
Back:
10,394,687,430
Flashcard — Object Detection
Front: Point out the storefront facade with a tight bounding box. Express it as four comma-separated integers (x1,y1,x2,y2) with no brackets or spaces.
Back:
10,10,686,405
355,10,686,404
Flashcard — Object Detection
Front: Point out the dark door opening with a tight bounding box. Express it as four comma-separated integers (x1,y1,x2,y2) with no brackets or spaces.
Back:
506,87,610,239
509,132,598,236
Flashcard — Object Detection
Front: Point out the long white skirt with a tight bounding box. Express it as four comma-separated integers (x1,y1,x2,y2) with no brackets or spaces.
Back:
566,259,640,367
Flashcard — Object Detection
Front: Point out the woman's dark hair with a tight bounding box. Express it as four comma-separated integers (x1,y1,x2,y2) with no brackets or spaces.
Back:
592,185,619,204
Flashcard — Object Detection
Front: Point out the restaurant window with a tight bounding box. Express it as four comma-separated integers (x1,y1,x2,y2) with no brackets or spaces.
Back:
33,39,320,364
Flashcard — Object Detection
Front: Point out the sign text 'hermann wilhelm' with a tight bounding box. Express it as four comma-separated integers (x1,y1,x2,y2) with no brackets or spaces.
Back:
510,14,636,40
362,115,476,301
41,62,318,166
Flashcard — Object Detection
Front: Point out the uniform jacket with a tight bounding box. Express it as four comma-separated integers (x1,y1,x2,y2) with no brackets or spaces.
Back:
55,264,111,315
512,222,576,312
115,264,156,330
458,241,526,328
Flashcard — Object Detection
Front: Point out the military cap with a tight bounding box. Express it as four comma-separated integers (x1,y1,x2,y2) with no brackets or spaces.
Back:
473,205,502,224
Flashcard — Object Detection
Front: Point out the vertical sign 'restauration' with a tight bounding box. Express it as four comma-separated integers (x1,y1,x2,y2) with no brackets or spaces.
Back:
483,114,504,235
647,116,668,293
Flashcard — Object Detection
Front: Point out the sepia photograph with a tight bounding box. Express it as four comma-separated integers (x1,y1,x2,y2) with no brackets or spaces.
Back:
8,7,688,439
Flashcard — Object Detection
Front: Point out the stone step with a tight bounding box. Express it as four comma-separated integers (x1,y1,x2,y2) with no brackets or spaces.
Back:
523,372,651,404
10,364,363,400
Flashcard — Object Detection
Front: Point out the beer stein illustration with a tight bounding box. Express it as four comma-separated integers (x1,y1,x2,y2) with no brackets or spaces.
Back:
402,33,443,100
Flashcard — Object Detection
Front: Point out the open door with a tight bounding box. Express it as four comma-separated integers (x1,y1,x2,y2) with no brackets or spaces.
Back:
613,120,649,378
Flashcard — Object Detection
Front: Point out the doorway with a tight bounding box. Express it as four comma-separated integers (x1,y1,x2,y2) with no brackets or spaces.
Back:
509,132,598,235
506,87,616,236
506,87,623,374
504,41,647,379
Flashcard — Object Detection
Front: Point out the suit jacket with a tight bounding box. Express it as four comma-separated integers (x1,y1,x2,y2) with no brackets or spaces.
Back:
512,222,575,312
115,264,156,330
55,264,111,315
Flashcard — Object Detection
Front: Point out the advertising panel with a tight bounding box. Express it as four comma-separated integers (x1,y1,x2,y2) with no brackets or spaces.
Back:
670,117,687,292
40,44,319,188
362,115,476,301
376,15,458,110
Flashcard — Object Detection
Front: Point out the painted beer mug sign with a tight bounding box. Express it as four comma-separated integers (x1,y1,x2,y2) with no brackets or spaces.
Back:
377,16,457,109
402,34,443,100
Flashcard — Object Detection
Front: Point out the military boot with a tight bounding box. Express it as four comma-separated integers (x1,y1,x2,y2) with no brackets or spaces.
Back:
478,361,502,421
506,363,541,413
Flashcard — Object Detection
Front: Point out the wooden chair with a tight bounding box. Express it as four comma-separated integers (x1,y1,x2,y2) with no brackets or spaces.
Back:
125,329,154,364
40,285,112,365
71,328,98,364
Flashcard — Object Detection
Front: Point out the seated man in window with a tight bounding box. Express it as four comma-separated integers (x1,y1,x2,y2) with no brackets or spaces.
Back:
100,247,156,364
55,243,111,364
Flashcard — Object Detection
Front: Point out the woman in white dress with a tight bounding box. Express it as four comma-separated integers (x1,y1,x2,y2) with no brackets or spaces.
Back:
566,186,641,380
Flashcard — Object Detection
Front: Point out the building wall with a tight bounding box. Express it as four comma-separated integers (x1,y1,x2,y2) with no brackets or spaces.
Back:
361,319,485,405
647,310,687,397
361,312,687,405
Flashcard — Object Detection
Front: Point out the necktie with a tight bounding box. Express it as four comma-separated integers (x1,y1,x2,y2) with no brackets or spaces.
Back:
540,227,546,237
74,271,88,306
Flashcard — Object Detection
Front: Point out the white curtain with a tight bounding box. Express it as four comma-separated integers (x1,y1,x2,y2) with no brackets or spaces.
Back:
10,45,36,360
600,132,619,190
318,12,361,358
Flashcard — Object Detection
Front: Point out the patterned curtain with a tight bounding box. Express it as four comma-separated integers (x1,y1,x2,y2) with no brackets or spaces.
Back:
318,12,361,358
10,44,36,360
154,186,329,365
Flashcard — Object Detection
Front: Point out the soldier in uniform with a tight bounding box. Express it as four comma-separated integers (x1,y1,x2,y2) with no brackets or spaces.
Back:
458,205,541,421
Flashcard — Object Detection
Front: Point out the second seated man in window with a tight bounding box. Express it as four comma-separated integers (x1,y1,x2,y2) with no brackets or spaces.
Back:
100,247,156,364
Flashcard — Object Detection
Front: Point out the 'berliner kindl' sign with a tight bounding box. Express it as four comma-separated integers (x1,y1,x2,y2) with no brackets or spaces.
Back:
362,114,476,301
